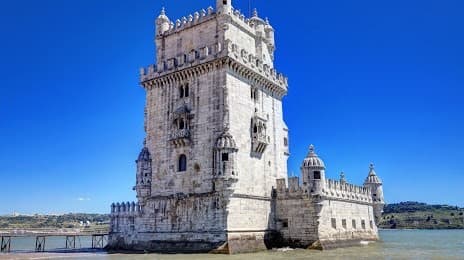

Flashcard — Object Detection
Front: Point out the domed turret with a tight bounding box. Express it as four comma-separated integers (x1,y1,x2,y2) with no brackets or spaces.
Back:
216,130,237,150
156,7,170,36
364,163,385,222
301,145,326,195
264,18,275,51
214,128,238,178
134,140,152,205
216,0,232,15
302,145,325,169
250,9,265,37
365,163,382,184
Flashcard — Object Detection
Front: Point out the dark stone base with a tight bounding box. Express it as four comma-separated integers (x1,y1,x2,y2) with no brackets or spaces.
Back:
107,239,227,254
106,233,378,254
107,231,276,254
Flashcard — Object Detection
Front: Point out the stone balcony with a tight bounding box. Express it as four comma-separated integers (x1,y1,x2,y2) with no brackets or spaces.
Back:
252,133,268,154
169,129,191,147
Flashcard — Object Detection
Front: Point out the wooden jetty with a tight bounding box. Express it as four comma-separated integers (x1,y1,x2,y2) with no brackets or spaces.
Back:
0,227,108,253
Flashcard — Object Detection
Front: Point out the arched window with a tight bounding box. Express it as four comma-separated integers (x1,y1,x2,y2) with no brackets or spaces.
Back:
184,84,189,97
253,124,258,133
179,86,184,98
313,171,321,180
179,119,185,129
178,154,187,172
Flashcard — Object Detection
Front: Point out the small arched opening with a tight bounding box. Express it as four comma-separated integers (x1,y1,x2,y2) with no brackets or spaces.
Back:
178,154,187,172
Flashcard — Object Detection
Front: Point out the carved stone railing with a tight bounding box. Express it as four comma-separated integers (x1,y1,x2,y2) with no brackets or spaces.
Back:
322,179,373,203
169,129,191,147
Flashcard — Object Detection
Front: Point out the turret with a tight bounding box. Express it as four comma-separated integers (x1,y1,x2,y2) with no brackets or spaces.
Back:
301,145,326,195
214,128,239,178
156,7,170,36
364,163,385,222
249,9,265,38
216,0,232,15
134,140,152,205
264,18,275,57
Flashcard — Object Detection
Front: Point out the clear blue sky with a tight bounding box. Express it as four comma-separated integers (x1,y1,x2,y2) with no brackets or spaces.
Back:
0,0,463,214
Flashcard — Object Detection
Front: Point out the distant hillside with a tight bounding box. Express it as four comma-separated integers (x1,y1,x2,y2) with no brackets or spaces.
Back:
379,202,464,229
0,213,110,229
2,202,463,230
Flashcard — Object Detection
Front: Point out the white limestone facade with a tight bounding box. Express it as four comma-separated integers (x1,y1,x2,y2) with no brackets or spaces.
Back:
108,0,385,253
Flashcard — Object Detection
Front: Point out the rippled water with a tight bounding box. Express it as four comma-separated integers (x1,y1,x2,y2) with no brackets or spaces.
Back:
2,230,464,259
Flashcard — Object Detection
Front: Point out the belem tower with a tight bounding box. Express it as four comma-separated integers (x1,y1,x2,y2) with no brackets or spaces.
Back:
109,0,385,253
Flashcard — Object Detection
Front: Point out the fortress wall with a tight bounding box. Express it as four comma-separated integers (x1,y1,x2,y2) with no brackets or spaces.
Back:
274,177,319,247
109,194,228,252
275,195,319,248
316,199,378,248
225,196,273,253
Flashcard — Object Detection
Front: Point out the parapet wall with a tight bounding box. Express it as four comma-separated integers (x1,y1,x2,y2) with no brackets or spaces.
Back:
139,40,287,95
110,201,141,216
159,6,269,42
161,6,216,37
323,179,372,203
276,177,373,204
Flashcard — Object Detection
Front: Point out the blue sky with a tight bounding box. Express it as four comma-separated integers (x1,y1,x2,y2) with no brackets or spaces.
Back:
0,0,463,214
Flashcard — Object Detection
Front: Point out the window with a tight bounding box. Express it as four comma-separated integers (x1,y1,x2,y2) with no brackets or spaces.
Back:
179,119,185,129
184,84,189,97
178,154,187,172
223,0,227,4
314,171,321,180
251,88,258,102
342,219,347,229
179,86,184,98
331,218,337,229
284,137,288,147
370,220,374,229
253,124,258,133
352,219,357,229
281,219,288,228
361,220,366,229
221,153,229,161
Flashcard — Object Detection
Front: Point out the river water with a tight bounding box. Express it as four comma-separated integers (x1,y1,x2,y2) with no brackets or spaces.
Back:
1,230,463,259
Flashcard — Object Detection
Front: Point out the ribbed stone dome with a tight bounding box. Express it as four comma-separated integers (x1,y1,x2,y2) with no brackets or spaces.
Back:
216,129,237,150
249,9,265,25
365,163,382,184
137,141,151,161
157,7,169,22
302,144,325,169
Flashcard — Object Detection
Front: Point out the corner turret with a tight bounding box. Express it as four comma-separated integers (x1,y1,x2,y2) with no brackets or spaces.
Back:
216,0,232,15
134,140,152,205
264,18,275,60
156,7,170,36
301,144,326,195
364,163,385,222
214,128,239,179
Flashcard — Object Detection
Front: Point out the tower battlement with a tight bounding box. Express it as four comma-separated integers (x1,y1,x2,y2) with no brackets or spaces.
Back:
139,39,288,95
276,177,373,204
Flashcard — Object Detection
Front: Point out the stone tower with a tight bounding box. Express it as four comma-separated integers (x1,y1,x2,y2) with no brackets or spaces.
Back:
364,163,385,221
301,145,326,195
109,0,289,253
109,0,384,253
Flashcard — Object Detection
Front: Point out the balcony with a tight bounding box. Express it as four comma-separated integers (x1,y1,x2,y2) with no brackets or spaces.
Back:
252,133,268,154
169,129,191,147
